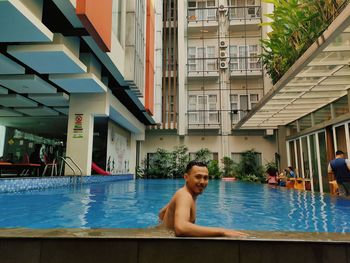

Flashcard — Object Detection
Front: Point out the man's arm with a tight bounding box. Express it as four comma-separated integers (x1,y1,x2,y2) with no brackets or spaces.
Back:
158,203,169,221
173,193,246,237
328,163,333,173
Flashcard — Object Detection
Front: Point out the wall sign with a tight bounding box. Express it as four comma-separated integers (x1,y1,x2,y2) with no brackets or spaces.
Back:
73,114,84,138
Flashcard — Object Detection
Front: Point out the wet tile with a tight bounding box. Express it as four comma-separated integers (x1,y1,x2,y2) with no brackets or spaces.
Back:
40,239,138,263
138,239,239,263
0,238,41,263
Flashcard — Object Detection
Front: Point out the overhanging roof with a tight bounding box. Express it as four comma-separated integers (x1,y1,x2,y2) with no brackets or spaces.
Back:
236,3,350,129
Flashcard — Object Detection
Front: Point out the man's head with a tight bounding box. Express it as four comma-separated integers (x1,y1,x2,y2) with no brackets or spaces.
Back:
335,150,344,158
184,160,209,196
336,150,345,157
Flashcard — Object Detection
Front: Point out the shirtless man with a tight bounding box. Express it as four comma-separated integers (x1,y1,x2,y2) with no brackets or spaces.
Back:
159,160,247,237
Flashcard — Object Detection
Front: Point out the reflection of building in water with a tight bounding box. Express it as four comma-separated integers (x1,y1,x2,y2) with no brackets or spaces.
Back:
58,188,93,228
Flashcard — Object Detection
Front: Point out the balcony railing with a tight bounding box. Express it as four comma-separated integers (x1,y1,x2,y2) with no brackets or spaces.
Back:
188,110,220,125
228,6,261,20
188,58,219,73
229,56,262,71
187,7,218,22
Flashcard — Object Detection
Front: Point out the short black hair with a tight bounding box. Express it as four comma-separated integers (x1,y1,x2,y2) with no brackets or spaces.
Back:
185,160,207,173
336,150,345,155
288,166,294,171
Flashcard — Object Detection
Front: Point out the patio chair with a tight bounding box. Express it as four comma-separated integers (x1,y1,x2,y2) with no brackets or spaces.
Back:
42,155,57,176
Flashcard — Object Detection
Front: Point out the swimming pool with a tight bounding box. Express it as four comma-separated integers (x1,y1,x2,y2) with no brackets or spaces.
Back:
0,179,349,232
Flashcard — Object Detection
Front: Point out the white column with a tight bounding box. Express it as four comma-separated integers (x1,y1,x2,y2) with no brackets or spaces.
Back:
65,93,108,175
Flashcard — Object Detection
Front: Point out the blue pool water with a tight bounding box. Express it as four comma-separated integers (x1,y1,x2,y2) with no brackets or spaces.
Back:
0,179,350,232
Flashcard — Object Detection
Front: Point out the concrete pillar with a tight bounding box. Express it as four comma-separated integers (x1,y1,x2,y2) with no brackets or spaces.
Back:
65,93,108,175
277,125,287,170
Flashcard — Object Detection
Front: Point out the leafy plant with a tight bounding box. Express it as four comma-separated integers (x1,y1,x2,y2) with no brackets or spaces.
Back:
233,150,264,182
193,148,212,165
261,0,348,84
208,160,222,179
169,145,189,178
144,148,172,178
222,156,235,177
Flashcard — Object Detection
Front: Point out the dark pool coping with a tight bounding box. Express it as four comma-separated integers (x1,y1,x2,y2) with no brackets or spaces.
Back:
1,228,350,243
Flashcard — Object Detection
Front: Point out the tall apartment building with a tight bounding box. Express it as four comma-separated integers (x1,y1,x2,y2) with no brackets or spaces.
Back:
143,0,276,165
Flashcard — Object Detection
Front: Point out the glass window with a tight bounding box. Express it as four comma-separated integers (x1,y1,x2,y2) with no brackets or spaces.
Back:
318,131,329,193
309,134,320,191
238,46,247,70
188,1,196,8
299,114,312,131
112,0,124,46
229,45,238,70
333,96,349,117
314,105,331,125
231,152,262,165
250,94,258,108
301,137,310,179
335,125,347,157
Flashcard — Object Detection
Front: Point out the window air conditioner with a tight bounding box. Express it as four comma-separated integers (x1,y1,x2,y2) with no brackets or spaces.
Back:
220,61,228,69
220,50,228,58
219,5,227,12
219,40,228,48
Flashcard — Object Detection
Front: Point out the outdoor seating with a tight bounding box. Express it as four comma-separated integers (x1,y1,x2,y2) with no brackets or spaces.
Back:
42,156,57,176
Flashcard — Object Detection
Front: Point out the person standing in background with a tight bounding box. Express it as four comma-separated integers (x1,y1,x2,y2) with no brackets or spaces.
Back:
328,150,350,196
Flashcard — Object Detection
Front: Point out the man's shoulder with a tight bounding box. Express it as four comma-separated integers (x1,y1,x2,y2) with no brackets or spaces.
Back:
174,187,193,201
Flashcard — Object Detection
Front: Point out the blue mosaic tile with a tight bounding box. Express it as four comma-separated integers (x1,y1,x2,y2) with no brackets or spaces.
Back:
0,174,133,193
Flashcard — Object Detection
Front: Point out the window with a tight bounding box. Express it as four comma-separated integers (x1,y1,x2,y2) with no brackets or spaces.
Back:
230,44,261,70
188,46,217,72
230,93,259,122
188,94,218,124
188,47,196,71
206,46,216,71
112,0,125,46
249,45,261,69
231,151,262,165
250,94,258,108
189,0,217,21
229,45,238,70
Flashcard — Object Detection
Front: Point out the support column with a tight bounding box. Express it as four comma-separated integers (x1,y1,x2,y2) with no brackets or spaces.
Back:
65,93,108,175
277,125,287,170
177,0,186,135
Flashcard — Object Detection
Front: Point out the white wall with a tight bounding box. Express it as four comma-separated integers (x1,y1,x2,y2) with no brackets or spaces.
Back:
106,121,131,174
142,133,276,165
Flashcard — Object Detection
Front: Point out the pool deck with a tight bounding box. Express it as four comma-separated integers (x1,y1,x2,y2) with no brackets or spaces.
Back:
1,229,350,263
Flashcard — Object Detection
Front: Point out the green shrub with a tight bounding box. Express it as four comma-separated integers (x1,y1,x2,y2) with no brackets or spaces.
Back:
222,156,235,177
208,160,222,179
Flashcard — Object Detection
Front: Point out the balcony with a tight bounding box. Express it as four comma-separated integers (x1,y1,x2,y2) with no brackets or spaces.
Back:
229,57,262,78
228,6,261,31
187,58,219,79
188,110,220,130
187,7,218,33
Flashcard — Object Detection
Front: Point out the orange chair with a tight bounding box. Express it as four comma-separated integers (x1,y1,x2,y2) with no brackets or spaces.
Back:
294,178,305,190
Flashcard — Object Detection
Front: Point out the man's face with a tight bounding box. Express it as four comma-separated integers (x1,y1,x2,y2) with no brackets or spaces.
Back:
184,165,209,195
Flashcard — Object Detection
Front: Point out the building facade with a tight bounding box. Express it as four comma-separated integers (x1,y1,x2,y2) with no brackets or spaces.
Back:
143,0,277,166
0,0,156,176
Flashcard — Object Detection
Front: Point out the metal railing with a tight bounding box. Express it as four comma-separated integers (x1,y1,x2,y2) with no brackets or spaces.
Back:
188,110,221,125
187,7,218,22
228,6,261,20
59,156,83,178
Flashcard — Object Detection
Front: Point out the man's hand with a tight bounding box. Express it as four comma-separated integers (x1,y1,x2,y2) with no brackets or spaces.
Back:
222,229,248,238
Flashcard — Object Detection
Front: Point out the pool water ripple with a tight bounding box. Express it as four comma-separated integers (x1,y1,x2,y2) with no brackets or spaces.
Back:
0,179,350,232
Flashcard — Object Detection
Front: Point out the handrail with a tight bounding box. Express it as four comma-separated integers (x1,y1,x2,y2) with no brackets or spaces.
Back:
59,156,83,176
